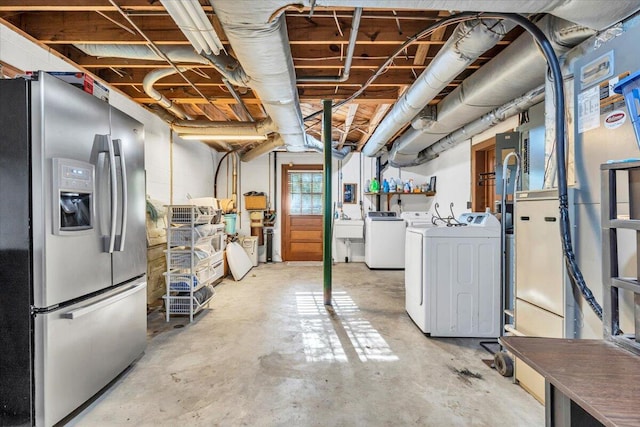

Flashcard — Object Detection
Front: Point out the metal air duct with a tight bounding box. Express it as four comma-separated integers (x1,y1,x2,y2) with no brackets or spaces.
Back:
211,1,308,153
390,85,545,167
388,15,595,166
361,17,514,157
311,1,640,31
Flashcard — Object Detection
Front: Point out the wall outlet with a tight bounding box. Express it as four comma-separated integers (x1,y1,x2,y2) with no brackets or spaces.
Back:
467,201,472,209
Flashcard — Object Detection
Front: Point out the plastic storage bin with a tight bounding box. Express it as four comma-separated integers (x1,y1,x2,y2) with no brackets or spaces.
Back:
224,214,237,234
614,70,640,147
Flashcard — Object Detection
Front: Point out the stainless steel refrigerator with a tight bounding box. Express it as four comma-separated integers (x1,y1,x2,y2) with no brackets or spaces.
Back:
0,71,147,426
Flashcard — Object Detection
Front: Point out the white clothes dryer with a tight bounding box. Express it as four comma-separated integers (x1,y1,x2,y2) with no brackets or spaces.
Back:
405,212,501,337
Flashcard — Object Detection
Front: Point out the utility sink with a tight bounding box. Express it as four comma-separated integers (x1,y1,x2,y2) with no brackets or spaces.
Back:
334,219,364,239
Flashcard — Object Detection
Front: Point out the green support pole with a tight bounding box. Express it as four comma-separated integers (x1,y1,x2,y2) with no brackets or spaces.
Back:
322,99,333,306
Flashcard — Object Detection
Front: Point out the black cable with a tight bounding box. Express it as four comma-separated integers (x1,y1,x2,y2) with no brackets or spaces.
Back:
213,151,233,198
479,13,605,327
317,10,608,330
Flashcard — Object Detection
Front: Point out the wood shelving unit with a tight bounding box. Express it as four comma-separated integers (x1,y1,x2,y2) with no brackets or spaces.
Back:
364,191,436,210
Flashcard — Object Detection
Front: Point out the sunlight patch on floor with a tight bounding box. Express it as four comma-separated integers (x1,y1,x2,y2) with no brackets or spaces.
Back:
296,291,398,363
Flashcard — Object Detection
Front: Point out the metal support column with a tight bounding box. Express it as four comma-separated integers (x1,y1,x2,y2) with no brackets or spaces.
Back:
323,99,333,306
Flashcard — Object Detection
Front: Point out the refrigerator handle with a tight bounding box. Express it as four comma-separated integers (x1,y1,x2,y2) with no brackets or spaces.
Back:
91,134,118,253
60,281,146,319
113,139,128,252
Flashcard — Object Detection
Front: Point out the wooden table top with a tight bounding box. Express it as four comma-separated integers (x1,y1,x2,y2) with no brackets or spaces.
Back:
501,337,640,427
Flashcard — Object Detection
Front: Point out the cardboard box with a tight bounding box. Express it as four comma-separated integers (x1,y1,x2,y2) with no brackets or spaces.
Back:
244,195,267,210
27,71,109,102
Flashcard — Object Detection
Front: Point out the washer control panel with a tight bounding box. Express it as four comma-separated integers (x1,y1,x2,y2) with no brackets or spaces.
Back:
458,212,500,227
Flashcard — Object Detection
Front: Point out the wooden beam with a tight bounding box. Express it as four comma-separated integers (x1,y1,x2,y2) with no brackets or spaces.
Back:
357,103,391,150
338,103,358,149
192,104,230,122
0,60,23,77
3,11,514,46
413,44,429,66
424,11,450,65
0,1,174,12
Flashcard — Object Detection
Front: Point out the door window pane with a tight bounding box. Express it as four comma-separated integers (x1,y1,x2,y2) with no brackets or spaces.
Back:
288,171,323,215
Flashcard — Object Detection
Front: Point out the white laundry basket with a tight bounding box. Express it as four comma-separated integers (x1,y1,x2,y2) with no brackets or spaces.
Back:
239,236,259,266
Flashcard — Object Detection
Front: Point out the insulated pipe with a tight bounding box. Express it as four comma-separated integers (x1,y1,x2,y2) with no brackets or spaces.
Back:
240,135,285,162
388,16,594,164
171,117,276,135
143,68,194,120
389,85,545,166
323,99,333,307
305,135,353,160
361,17,514,157
297,8,363,82
211,3,307,152
74,44,210,64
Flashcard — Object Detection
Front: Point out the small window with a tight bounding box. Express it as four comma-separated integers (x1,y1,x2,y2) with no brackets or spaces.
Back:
288,171,323,215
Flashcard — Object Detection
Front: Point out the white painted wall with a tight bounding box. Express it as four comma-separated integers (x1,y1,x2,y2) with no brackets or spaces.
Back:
0,24,218,205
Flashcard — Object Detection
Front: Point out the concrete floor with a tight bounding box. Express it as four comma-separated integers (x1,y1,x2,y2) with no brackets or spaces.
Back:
69,263,543,426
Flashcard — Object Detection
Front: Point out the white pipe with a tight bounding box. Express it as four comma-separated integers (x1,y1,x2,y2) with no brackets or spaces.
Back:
142,68,194,120
181,0,225,54
297,8,363,82
160,0,208,54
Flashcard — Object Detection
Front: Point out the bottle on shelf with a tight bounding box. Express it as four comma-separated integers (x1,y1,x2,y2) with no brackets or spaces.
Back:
389,178,397,192
370,177,380,193
382,179,390,193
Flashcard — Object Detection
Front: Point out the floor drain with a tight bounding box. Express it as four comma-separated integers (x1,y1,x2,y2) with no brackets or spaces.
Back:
174,324,185,329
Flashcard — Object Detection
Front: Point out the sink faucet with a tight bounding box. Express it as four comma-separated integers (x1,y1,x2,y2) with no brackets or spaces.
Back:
340,210,351,220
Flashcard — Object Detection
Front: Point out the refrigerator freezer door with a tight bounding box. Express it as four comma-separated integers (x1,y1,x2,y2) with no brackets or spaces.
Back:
34,278,146,427
110,107,147,285
33,73,113,308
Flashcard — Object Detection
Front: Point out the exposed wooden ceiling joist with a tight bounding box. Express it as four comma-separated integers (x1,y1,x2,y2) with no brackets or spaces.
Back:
0,3,524,152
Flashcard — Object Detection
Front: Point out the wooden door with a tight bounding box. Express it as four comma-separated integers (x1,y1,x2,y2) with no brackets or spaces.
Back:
471,137,496,212
281,164,324,261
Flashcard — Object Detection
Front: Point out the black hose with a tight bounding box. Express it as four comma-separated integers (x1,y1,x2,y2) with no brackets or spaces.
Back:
480,13,605,326
213,151,233,198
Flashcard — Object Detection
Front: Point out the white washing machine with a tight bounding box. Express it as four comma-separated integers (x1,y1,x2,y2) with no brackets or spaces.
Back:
364,211,406,269
405,212,501,337
400,211,432,227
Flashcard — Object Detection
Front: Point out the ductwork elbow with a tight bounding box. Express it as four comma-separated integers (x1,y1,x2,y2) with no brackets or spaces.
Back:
241,134,285,162
142,68,194,120
305,135,353,159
